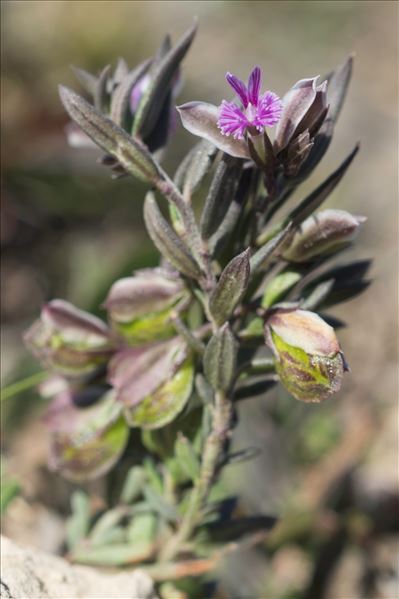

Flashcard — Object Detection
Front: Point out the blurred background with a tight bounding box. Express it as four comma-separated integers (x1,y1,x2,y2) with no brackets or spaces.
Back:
1,1,398,597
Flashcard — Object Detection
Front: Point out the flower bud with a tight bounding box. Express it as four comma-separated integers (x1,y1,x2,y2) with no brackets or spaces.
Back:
108,338,194,429
282,209,366,263
24,300,113,378
104,268,187,345
265,309,345,403
275,77,328,152
45,387,129,482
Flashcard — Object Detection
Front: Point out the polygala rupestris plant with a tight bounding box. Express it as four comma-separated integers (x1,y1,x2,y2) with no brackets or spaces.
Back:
22,23,370,583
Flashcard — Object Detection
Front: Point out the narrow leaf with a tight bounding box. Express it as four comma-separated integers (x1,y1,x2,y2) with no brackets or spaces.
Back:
288,144,359,227
66,490,90,551
59,86,161,183
203,324,237,391
250,222,294,274
200,155,243,239
234,379,277,401
298,55,354,178
71,66,97,96
143,192,202,279
120,466,146,503
209,249,250,326
301,279,335,310
325,53,354,124
175,433,200,482
261,270,302,308
174,139,218,195
134,24,197,139
94,64,111,112
143,485,179,522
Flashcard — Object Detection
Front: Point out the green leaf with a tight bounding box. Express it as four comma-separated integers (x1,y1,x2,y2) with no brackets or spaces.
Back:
71,542,154,566
59,86,161,183
66,490,90,551
144,192,202,279
174,433,200,482
127,512,157,545
143,485,179,522
203,324,237,391
90,507,127,546
120,466,146,503
261,270,302,308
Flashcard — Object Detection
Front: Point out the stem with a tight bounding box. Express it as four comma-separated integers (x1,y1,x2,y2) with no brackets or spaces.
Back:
159,390,233,562
0,371,48,402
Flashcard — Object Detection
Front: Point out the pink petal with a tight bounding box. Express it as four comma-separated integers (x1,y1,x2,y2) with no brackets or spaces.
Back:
255,91,283,128
217,100,250,140
226,72,248,107
247,66,261,106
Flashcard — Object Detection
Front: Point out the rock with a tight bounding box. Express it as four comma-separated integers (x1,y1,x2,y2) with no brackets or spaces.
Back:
0,535,157,599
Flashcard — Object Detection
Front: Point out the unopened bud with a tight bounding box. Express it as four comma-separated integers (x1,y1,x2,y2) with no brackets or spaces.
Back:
275,77,328,152
104,268,187,344
24,300,113,377
109,338,194,429
265,308,345,403
282,209,365,263
45,387,128,482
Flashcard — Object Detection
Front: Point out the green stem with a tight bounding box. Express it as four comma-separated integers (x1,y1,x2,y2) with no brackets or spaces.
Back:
159,390,232,562
0,371,48,402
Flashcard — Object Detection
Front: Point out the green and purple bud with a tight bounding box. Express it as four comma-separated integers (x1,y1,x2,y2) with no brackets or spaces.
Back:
265,308,346,403
108,337,194,429
103,268,187,345
45,386,129,482
282,209,366,263
24,300,114,378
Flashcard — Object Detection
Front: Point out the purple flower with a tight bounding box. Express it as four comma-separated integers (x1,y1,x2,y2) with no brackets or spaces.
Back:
217,67,282,140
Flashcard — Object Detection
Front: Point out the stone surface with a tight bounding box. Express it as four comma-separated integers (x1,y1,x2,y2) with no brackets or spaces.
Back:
0,535,157,599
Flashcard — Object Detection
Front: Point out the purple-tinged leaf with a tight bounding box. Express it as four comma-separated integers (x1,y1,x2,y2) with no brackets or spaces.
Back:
177,102,250,159
110,59,152,128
